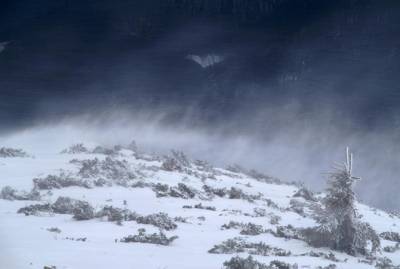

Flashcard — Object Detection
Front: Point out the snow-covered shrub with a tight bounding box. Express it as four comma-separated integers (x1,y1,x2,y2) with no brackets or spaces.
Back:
316,265,336,269
223,255,295,269
135,212,177,230
209,238,290,256
383,243,400,253
0,186,40,201
17,203,53,216
380,232,400,243
203,185,228,198
120,228,178,246
209,238,246,254
47,227,61,233
161,150,191,171
269,260,294,269
293,187,317,201
20,197,96,219
194,159,214,172
221,221,266,235
0,147,29,158
289,199,306,216
223,255,269,269
228,187,262,202
263,198,280,209
92,146,119,155
240,223,265,235
96,206,129,222
269,213,281,225
52,196,78,214
33,173,92,190
193,203,216,211
153,183,170,197
161,156,181,171
170,183,196,199
61,143,88,154
300,251,340,262
174,216,189,223
153,183,197,199
72,201,95,220
221,221,242,230
253,207,267,217
75,157,136,186
274,225,300,240
375,257,400,269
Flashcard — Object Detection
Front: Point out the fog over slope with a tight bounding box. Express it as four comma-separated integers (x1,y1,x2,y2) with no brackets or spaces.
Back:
0,0,400,210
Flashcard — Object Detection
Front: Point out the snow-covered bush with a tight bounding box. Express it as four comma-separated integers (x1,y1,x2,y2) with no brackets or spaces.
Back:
52,196,79,214
0,186,40,201
0,147,29,158
300,251,340,262
135,212,177,230
228,187,262,202
47,227,61,233
96,206,131,222
77,157,135,182
61,143,88,154
17,203,53,216
153,183,197,199
380,232,400,243
293,187,317,202
223,255,269,269
269,213,281,225
33,173,92,190
221,221,266,235
209,238,290,256
72,201,95,220
240,222,265,235
274,225,300,240
223,255,295,269
383,243,400,253
375,257,400,269
289,199,307,216
120,228,178,246
183,203,216,211
203,185,228,198
161,150,191,171
92,146,120,156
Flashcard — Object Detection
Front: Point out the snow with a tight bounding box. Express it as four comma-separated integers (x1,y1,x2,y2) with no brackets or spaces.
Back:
0,139,399,269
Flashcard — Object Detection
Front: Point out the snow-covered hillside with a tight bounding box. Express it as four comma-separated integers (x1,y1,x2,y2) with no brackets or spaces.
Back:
0,142,399,269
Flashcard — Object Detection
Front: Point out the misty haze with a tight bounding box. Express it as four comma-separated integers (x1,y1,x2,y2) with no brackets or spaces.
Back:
1,1,400,269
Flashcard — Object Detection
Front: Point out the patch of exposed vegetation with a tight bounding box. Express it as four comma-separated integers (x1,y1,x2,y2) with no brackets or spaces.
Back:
209,237,291,256
221,221,267,236
153,183,197,199
223,255,296,269
135,212,177,230
380,232,400,243
183,203,216,211
0,186,40,201
33,173,92,190
0,147,29,158
120,228,178,246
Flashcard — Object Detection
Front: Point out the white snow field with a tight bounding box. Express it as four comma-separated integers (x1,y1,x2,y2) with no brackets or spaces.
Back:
0,139,399,269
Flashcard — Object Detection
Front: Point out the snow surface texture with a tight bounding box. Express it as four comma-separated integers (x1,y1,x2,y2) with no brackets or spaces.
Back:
0,142,399,269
